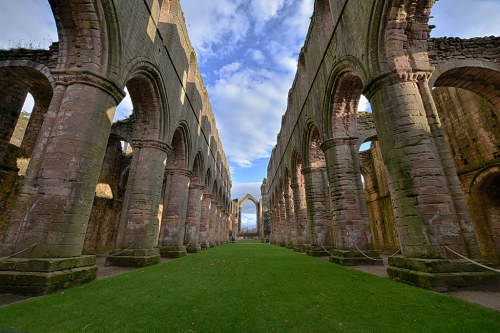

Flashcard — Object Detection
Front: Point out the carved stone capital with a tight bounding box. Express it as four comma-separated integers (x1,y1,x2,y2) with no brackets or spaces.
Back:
363,69,433,99
165,168,193,178
52,69,126,104
320,137,356,152
132,138,171,154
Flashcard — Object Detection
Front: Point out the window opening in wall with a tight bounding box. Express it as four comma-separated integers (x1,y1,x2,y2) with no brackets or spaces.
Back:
240,200,257,236
9,93,34,176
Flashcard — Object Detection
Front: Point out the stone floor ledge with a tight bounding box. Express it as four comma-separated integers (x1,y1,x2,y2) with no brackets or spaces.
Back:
0,256,97,295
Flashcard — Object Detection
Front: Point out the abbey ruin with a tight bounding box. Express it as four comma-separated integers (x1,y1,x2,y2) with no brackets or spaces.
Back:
0,0,234,294
0,0,499,295
266,0,500,290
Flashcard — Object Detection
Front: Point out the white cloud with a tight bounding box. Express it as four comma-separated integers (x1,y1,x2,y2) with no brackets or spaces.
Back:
22,94,35,114
182,0,250,60
250,0,286,33
248,49,265,63
114,87,132,121
231,182,262,201
209,66,292,167
217,62,242,76
241,213,257,227
358,95,370,112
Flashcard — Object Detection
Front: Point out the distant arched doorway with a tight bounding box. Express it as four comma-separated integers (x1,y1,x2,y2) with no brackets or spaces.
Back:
238,194,262,239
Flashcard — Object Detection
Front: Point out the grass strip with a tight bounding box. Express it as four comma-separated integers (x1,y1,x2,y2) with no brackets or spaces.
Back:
0,241,499,332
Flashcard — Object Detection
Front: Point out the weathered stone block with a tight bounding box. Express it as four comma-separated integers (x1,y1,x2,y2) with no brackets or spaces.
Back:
387,256,500,291
0,256,97,295
329,249,384,266
160,246,187,258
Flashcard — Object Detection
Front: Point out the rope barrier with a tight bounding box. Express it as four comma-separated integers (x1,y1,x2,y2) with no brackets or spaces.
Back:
388,248,401,258
444,246,500,273
354,244,384,261
320,244,332,255
1,243,37,259
85,242,139,258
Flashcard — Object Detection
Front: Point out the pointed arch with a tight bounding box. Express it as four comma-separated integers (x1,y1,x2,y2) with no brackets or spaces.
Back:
314,0,334,53
167,125,189,170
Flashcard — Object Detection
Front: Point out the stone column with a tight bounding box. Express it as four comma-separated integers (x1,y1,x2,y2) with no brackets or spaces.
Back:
0,75,124,294
208,199,218,247
291,181,309,251
215,205,222,245
198,193,212,249
321,138,381,265
107,139,170,267
184,184,204,253
269,202,277,244
278,196,287,244
367,75,491,290
158,169,191,257
302,167,333,256
284,191,296,248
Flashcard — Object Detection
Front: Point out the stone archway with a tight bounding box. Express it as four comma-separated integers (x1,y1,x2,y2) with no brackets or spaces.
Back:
238,194,262,239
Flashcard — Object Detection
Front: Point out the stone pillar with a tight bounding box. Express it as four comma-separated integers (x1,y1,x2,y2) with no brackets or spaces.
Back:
269,202,277,244
302,167,333,256
208,199,217,247
291,181,308,251
367,76,495,290
321,138,381,265
215,205,222,245
158,169,191,258
184,184,204,253
276,194,287,244
0,75,124,294
222,212,229,243
284,191,296,249
198,193,212,249
106,139,170,267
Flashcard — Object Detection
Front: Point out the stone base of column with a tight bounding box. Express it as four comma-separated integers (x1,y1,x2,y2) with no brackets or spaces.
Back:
293,244,307,252
200,242,209,250
0,255,97,295
387,256,500,292
186,244,202,253
209,242,216,248
160,246,187,258
105,248,160,268
286,243,295,250
330,249,384,266
307,245,333,257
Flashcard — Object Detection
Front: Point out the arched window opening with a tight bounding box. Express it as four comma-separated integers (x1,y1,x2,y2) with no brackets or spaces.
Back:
9,93,34,176
240,201,258,235
474,172,500,265
292,152,309,248
306,125,332,249
85,135,131,254
357,138,399,253
114,87,133,123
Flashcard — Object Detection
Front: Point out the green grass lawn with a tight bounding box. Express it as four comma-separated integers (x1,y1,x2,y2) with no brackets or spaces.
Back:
0,241,499,332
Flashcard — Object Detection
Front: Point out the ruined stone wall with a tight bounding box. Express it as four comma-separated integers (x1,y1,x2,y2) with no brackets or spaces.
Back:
266,0,500,285
359,142,398,253
0,0,235,283
429,37,500,65
433,86,500,264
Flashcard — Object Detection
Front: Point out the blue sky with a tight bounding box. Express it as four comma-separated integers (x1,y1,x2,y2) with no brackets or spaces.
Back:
1,0,499,228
